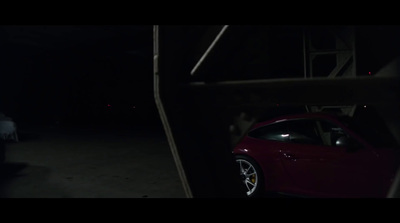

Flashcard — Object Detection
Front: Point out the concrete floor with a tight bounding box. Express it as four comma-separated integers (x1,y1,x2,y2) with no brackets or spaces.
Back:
0,124,187,198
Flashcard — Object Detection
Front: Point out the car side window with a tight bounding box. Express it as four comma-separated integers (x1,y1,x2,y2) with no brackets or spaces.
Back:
248,122,289,142
286,119,323,145
317,120,348,147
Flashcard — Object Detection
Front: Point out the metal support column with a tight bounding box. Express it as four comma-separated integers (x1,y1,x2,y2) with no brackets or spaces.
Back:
304,26,357,116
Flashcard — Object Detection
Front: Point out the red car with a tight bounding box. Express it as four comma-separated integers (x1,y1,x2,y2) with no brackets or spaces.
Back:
233,111,400,198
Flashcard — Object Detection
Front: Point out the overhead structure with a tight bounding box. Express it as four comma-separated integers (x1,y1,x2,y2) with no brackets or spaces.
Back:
303,26,357,116
153,25,400,198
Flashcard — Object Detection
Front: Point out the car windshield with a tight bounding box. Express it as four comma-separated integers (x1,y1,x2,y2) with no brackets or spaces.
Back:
338,108,398,148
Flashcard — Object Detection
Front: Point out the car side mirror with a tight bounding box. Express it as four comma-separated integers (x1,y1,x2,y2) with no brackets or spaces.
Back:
336,136,359,152
335,136,349,147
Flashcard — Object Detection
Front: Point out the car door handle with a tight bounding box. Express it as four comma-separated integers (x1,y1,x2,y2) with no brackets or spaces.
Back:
283,153,297,161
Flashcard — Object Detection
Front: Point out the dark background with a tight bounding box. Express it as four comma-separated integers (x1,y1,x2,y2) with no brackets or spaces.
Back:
0,25,156,129
0,25,399,200
0,25,399,130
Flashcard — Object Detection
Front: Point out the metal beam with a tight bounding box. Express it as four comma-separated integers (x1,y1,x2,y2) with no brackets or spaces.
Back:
190,25,229,76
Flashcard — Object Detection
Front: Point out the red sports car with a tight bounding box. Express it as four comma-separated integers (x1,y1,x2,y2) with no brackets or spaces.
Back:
233,111,400,198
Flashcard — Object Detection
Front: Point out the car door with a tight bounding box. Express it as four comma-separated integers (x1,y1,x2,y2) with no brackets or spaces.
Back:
279,118,383,197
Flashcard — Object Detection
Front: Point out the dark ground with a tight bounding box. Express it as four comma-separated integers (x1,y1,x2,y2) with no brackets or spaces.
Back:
0,123,186,198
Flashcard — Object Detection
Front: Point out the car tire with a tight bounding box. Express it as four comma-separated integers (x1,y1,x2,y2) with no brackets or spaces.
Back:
235,155,264,198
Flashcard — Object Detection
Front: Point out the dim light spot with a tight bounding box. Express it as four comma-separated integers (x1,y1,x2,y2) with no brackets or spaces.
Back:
107,104,111,107
368,72,371,75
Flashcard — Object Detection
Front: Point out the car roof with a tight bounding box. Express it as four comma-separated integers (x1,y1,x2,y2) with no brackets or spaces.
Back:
252,112,340,130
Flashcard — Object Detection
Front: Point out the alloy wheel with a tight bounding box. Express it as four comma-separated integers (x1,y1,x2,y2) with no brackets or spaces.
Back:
236,158,259,196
